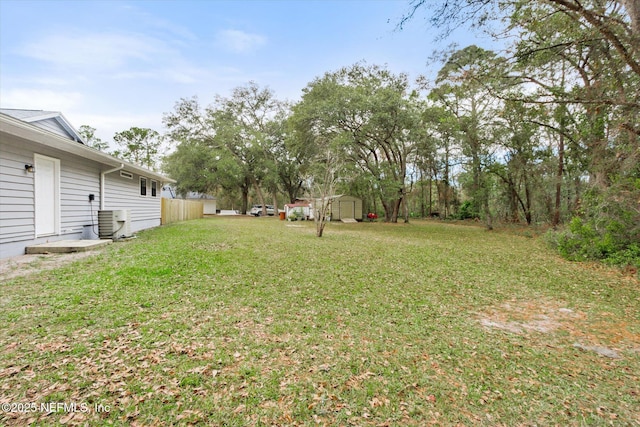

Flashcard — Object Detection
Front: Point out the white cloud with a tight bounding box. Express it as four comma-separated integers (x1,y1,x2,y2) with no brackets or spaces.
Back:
215,29,266,53
110,62,205,84
162,68,199,84
17,29,209,86
0,88,84,112
21,32,170,71
30,77,72,86
110,71,157,80
120,3,199,43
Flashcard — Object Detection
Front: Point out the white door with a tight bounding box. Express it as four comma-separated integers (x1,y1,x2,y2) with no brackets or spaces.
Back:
34,154,60,236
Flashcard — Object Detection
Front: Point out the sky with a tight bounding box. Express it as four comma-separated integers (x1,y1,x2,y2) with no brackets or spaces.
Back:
0,0,497,144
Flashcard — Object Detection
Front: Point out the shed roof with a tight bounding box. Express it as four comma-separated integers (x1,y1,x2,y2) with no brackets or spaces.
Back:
285,202,311,208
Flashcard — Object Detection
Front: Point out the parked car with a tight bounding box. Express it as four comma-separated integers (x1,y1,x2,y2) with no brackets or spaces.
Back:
249,204,275,216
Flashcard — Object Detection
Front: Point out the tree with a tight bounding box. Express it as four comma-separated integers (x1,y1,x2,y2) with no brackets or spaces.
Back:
402,0,639,266
402,0,640,135
417,105,461,218
163,97,249,205
78,125,109,151
163,84,289,215
291,63,419,223
162,137,245,199
430,45,506,228
209,82,288,216
309,145,343,237
490,100,547,224
113,127,163,171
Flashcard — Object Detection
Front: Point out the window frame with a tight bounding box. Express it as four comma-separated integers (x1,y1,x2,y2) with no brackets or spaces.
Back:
140,176,148,197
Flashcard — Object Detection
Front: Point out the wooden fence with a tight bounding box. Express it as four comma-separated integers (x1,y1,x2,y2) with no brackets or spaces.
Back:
161,198,204,225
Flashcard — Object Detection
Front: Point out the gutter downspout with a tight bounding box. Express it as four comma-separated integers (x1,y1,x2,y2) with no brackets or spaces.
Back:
100,164,125,210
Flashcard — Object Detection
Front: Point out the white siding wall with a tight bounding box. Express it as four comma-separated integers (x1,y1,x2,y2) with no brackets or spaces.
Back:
60,155,101,235
0,140,35,244
1,136,103,257
104,172,161,232
1,134,163,258
33,118,73,140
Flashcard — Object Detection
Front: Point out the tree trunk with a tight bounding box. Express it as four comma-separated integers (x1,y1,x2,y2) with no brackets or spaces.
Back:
523,175,532,225
428,172,433,217
316,200,328,237
390,196,402,223
587,105,610,189
553,132,564,228
381,199,392,222
622,0,640,34
510,185,520,223
402,189,409,223
253,179,267,216
272,190,279,217
241,182,249,215
443,150,450,218
484,195,493,230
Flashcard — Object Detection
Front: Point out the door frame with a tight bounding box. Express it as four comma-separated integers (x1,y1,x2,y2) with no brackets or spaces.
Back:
339,200,355,219
34,153,61,237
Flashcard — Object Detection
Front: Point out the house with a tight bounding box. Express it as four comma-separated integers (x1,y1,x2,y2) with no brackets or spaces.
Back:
0,109,174,259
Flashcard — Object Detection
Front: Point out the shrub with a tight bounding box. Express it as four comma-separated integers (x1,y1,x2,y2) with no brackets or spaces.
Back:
547,179,640,273
603,243,640,270
457,200,480,220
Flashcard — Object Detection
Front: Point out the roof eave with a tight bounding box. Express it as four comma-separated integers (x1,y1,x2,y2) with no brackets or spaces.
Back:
0,114,175,183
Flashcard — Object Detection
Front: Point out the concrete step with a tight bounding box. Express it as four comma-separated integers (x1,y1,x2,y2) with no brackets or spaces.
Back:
341,218,358,223
25,239,112,254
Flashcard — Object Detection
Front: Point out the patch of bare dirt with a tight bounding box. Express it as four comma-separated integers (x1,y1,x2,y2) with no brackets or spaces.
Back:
0,250,103,281
477,298,640,359
478,299,585,334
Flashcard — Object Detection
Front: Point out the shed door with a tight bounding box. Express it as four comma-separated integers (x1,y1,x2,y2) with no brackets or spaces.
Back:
339,201,355,219
34,154,60,236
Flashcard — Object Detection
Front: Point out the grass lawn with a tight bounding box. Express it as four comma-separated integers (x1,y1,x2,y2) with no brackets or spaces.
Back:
1,217,638,426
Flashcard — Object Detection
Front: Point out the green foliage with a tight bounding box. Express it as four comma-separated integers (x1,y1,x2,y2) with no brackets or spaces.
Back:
113,127,162,170
456,200,480,220
548,180,640,270
291,62,419,222
163,85,293,212
604,243,640,270
552,217,609,261
78,125,109,152
156,0,639,236
288,207,304,221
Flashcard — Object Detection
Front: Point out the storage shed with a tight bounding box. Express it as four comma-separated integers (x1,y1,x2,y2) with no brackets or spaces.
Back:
329,195,362,221
184,192,216,215
284,202,312,220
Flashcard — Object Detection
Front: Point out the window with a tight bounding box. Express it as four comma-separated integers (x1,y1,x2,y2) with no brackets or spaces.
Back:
140,177,147,196
151,180,157,197
120,171,133,179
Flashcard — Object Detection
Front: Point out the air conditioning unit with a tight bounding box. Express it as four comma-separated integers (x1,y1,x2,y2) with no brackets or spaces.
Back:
98,210,132,239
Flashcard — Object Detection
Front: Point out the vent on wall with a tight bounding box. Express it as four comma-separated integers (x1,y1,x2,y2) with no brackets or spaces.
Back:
98,210,132,239
120,171,133,179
